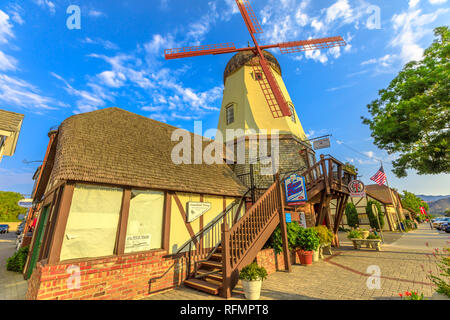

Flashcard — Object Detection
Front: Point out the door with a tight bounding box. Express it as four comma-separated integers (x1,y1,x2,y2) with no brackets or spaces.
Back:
25,205,50,279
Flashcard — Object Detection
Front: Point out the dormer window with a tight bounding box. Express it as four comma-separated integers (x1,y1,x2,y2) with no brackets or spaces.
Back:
255,72,263,81
226,104,235,125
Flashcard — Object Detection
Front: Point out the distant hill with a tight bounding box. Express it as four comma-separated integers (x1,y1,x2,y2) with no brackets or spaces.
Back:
427,197,450,216
417,195,450,202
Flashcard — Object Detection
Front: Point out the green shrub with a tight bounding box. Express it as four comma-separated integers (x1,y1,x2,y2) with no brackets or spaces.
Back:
271,222,302,254
366,200,384,230
6,246,29,273
345,203,359,228
313,225,334,245
239,262,268,281
347,230,362,239
428,249,450,298
367,234,381,240
296,228,320,251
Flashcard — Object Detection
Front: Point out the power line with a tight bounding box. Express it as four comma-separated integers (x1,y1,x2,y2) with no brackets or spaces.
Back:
330,135,382,163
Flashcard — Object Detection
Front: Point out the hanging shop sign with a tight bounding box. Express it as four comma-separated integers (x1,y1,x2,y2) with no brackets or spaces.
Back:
284,174,307,205
348,180,366,197
299,212,307,228
125,234,151,253
186,202,211,222
313,137,331,150
17,199,33,208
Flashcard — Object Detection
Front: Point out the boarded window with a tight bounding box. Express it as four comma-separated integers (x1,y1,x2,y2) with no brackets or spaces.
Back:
60,184,123,261
226,104,234,125
124,190,164,253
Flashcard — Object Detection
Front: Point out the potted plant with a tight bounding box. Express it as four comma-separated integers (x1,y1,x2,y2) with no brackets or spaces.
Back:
313,226,334,260
347,230,362,249
358,227,370,239
239,262,268,300
295,228,320,266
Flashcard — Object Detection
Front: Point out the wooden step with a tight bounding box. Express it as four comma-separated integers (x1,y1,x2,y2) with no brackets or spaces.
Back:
210,253,222,261
196,269,223,282
200,260,222,269
184,278,220,295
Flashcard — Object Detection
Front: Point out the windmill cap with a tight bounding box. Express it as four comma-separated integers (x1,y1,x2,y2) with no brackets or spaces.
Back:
223,50,282,84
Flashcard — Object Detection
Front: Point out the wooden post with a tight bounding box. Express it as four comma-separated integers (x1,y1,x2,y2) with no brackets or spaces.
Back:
320,155,330,194
116,189,131,254
47,183,75,264
221,221,232,298
277,174,292,272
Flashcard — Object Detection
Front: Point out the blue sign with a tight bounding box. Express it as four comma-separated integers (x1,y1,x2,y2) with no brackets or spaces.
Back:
284,174,307,205
285,213,292,223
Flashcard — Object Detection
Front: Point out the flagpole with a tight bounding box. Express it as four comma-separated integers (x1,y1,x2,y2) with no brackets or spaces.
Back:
380,160,404,233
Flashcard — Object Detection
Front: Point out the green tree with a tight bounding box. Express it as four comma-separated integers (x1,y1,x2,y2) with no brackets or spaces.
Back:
362,26,450,177
366,200,384,230
0,191,27,222
345,203,359,228
401,191,429,216
344,162,358,175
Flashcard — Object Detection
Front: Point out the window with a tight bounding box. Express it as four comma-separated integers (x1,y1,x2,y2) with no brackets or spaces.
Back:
255,72,263,81
60,184,123,261
289,104,296,123
124,190,164,253
226,104,234,125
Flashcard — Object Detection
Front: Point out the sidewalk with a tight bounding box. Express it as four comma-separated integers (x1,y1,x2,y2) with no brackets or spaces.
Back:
145,224,448,300
0,233,28,300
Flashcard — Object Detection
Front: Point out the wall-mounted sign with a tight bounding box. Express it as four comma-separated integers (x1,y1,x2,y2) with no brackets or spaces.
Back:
17,199,33,208
285,213,292,223
125,234,151,253
284,174,307,206
313,137,331,150
348,180,365,197
186,202,211,222
299,212,307,228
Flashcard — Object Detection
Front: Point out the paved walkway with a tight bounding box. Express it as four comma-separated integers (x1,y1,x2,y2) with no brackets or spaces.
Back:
145,224,449,300
0,232,28,300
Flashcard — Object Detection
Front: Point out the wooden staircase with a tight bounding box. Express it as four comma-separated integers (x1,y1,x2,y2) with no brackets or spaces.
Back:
184,176,291,298
183,155,357,298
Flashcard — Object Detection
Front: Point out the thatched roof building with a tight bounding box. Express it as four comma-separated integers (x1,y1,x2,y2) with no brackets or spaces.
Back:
36,107,247,200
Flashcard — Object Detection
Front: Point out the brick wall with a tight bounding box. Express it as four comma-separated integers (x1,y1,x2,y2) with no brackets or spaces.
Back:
256,248,301,275
26,250,200,300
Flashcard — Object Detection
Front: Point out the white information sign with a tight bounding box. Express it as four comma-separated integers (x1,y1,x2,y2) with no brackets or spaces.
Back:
187,202,211,222
313,138,331,150
125,234,151,253
299,212,307,228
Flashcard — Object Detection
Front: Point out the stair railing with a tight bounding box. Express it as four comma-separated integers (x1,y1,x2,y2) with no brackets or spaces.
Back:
221,177,283,297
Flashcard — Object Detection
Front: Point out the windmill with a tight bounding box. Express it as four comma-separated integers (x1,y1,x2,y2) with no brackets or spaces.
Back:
165,0,347,119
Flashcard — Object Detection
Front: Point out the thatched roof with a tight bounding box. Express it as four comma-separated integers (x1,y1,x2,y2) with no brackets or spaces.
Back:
43,108,247,198
223,50,282,84
366,184,400,205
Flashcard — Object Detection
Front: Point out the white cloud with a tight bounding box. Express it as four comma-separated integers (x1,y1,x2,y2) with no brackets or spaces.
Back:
409,0,420,8
34,0,56,14
6,4,24,25
326,0,353,23
82,37,119,50
97,71,126,88
361,54,393,67
390,7,449,63
0,50,17,71
429,0,447,4
88,10,104,18
0,10,14,44
0,74,61,111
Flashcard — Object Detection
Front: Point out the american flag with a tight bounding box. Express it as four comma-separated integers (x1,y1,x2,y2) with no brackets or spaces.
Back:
370,166,387,185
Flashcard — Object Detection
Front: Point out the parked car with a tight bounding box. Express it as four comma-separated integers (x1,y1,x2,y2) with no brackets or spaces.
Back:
432,218,445,228
434,218,450,229
445,224,450,233
438,221,449,231
0,224,9,233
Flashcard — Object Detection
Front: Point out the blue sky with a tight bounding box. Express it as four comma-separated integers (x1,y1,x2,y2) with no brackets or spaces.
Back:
0,0,449,196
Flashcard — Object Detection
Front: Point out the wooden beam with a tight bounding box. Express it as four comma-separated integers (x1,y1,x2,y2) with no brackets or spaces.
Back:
47,183,75,264
277,177,291,272
173,192,199,249
116,189,131,255
162,192,172,252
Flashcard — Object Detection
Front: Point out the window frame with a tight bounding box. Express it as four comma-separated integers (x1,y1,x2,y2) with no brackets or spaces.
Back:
226,104,235,125
289,104,296,123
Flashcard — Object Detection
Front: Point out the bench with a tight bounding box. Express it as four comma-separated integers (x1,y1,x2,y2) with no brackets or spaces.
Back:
350,239,382,251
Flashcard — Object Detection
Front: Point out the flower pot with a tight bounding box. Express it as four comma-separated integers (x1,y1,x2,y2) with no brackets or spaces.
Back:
361,231,369,239
313,248,320,262
296,250,313,266
241,280,262,300
430,292,449,300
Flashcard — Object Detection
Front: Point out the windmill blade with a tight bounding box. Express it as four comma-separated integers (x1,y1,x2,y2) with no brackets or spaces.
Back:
251,55,291,118
235,0,263,34
276,36,346,54
165,43,236,60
